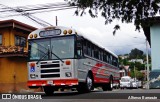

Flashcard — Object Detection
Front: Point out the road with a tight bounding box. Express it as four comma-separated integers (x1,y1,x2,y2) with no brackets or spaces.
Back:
34,88,160,101
2,89,160,102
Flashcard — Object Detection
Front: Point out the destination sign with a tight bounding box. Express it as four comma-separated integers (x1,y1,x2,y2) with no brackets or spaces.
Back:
39,29,61,37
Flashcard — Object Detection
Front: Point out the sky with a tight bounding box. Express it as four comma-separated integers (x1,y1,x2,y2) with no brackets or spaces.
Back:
0,0,149,55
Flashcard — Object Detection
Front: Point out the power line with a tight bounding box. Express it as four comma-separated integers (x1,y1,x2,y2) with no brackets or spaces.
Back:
0,6,77,18
0,4,54,27
0,3,77,27
0,3,74,12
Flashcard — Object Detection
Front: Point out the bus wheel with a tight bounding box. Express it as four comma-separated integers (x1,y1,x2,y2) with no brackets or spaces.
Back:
85,73,93,92
43,86,54,96
107,76,113,91
102,76,113,91
77,73,93,93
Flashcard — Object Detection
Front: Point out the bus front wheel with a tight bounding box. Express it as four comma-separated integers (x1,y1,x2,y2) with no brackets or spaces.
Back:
77,73,93,93
43,86,54,96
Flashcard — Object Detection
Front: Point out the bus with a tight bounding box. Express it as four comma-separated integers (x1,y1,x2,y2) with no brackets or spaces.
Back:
27,26,120,95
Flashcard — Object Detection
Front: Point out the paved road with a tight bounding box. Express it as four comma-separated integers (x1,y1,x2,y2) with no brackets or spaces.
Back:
1,89,160,102
36,88,160,101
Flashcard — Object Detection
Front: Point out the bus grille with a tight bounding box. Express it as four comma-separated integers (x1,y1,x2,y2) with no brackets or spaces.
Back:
40,61,60,78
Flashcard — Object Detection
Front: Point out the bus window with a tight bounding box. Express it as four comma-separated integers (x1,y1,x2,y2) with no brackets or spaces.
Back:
30,43,39,60
94,47,99,59
103,52,107,62
76,40,83,58
87,42,92,57
83,41,87,55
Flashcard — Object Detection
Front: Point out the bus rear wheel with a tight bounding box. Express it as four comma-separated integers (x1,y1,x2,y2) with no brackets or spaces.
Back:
107,77,113,91
102,76,113,91
43,86,54,96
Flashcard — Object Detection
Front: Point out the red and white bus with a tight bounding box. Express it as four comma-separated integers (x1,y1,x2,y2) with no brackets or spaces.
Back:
27,26,120,95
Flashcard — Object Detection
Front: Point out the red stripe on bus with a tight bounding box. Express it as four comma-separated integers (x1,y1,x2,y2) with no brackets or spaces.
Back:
91,62,119,84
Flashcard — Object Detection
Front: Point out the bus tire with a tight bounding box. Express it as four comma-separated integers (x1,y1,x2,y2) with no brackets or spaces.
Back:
107,76,113,91
102,76,113,91
43,86,54,96
77,73,93,93
85,73,93,92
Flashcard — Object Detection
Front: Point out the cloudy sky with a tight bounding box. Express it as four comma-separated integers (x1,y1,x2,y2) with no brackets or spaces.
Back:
0,0,149,55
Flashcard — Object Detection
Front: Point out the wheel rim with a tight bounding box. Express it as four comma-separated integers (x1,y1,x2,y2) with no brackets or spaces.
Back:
87,76,92,90
110,80,113,88
110,78,113,89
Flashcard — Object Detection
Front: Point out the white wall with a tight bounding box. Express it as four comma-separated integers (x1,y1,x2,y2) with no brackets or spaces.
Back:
150,24,160,70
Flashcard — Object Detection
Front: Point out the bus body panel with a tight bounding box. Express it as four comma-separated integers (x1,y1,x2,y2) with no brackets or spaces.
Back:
28,59,79,86
77,56,119,84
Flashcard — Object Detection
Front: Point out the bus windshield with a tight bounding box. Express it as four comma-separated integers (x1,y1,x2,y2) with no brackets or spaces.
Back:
29,36,75,61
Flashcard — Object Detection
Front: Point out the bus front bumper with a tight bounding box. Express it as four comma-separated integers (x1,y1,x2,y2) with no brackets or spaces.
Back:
27,79,78,87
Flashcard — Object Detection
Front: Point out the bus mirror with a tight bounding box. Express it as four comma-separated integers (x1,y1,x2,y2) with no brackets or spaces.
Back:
77,55,82,59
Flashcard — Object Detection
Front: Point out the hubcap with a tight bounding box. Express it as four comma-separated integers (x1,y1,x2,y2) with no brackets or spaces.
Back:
110,79,113,88
87,76,92,89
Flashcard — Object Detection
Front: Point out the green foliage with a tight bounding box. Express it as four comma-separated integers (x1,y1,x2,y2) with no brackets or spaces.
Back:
69,0,160,34
129,48,144,59
130,68,144,80
118,48,149,70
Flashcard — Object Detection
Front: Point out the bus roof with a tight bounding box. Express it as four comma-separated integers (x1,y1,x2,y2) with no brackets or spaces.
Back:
76,30,118,58
29,26,118,58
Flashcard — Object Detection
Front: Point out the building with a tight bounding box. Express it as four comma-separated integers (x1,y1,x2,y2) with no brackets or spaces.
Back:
0,19,37,93
119,55,129,60
142,17,160,88
128,59,144,64
119,65,130,77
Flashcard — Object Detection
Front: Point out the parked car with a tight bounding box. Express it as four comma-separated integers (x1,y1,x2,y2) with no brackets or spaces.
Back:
136,80,142,88
120,76,132,89
131,80,138,89
113,83,120,89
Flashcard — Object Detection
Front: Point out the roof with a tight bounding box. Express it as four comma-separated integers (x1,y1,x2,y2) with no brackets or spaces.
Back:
121,76,131,79
142,17,160,45
0,19,37,32
29,26,118,58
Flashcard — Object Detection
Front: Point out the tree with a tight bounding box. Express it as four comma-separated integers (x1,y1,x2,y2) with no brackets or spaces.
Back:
129,48,144,59
68,0,160,34
130,68,144,80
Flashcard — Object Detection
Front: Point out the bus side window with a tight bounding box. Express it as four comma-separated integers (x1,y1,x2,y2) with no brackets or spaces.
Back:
83,41,87,55
77,40,83,58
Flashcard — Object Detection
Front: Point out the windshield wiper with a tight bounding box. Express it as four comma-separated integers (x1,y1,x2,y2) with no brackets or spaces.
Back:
51,45,64,63
29,40,64,63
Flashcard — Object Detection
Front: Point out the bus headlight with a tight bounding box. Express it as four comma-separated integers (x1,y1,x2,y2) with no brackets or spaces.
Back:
30,74,36,78
65,72,72,77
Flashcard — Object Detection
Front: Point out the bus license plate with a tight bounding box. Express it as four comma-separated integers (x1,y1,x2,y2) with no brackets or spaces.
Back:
47,80,53,84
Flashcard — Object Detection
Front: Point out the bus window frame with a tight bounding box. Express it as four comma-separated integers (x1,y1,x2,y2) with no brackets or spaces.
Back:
75,36,84,59
28,35,77,62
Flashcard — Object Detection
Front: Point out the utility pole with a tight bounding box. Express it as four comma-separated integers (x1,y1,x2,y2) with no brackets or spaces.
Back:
146,38,149,89
134,65,136,80
56,16,58,26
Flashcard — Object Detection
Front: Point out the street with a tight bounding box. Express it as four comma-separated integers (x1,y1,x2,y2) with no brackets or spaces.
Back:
1,88,160,102
36,88,160,101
